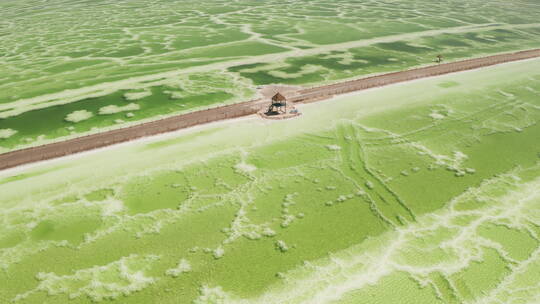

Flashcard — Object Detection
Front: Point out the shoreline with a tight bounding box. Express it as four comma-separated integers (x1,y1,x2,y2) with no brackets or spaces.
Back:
1,48,540,171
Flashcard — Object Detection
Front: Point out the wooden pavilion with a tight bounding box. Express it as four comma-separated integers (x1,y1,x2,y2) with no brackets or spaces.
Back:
267,92,287,115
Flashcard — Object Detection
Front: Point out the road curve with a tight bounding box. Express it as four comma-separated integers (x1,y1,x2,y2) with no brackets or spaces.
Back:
1,48,540,171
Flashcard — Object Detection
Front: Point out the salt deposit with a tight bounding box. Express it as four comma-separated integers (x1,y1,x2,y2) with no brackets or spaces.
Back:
65,110,93,123
276,240,289,252
0,128,17,139
124,90,152,101
326,145,342,151
99,103,140,115
429,111,445,120
165,259,191,277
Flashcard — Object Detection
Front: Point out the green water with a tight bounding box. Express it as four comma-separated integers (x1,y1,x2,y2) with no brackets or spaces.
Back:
2,0,540,152
1,59,539,303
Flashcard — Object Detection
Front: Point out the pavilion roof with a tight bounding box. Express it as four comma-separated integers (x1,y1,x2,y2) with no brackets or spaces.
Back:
271,92,286,102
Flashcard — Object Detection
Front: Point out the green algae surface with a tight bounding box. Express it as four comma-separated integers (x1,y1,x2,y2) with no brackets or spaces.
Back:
1,59,540,303
2,0,540,152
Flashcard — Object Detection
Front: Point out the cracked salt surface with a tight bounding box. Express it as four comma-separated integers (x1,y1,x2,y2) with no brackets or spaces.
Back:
2,57,540,303
205,173,540,304
13,255,160,302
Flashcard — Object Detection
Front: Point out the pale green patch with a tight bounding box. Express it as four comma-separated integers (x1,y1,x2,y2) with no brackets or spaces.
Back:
0,128,17,139
165,258,191,277
64,110,93,123
98,103,140,115
124,90,152,101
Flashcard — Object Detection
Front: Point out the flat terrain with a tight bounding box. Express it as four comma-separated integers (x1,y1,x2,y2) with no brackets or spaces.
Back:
1,58,539,304
1,48,539,171
2,0,540,151
2,1,540,303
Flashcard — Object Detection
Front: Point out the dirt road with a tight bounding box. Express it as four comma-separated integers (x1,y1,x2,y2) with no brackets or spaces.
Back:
1,48,539,171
